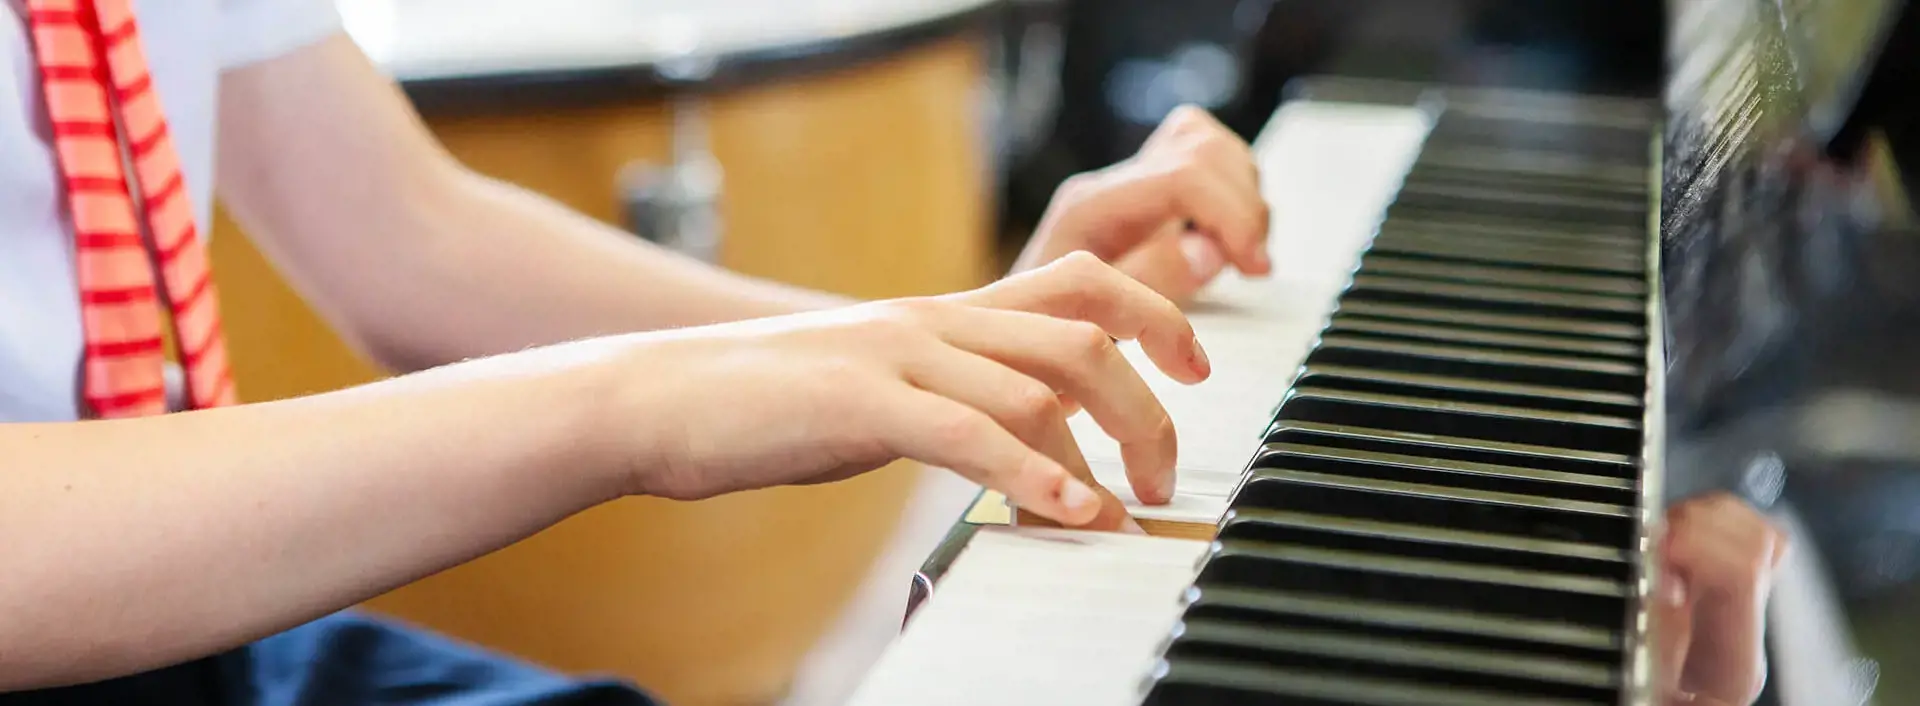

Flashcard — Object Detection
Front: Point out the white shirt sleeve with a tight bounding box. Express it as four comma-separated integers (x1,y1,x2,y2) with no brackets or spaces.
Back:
217,0,345,69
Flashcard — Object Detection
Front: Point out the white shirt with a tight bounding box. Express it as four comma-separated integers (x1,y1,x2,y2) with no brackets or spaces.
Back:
0,0,341,422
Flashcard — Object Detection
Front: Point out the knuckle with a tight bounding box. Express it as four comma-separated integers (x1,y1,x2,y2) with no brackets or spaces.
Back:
1057,249,1108,273
1053,254,1111,302
929,408,987,449
1068,321,1118,365
1010,383,1064,429
1168,104,1208,128
869,301,939,341
1194,129,1237,158
1054,172,1099,203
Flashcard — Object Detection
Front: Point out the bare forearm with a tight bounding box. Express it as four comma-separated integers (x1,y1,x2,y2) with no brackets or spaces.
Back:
0,342,629,689
348,169,854,371
214,34,852,373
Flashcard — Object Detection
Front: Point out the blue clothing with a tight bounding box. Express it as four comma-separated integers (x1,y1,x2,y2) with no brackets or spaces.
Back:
0,612,661,706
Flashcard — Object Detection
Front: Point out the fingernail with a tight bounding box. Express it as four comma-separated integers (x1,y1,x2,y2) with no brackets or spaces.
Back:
1159,472,1179,501
1121,515,1148,535
1664,573,1687,607
1059,479,1098,515
1190,337,1211,377
1179,235,1226,282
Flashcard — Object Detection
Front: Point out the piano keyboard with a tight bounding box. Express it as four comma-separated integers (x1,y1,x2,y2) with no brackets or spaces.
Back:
1141,94,1662,706
847,84,1664,706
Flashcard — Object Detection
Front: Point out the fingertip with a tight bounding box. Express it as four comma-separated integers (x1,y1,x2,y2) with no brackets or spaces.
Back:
1247,241,1273,274
1145,470,1178,505
1054,474,1103,525
1178,233,1228,285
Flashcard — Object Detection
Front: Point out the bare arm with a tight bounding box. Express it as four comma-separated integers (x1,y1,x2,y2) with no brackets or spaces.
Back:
214,34,1274,375
0,341,633,690
0,256,1210,691
214,33,851,373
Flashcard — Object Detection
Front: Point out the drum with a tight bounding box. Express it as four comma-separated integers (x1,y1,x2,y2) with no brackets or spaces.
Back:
207,1,1004,703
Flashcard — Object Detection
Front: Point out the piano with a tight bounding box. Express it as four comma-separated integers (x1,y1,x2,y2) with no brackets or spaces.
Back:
847,0,1920,704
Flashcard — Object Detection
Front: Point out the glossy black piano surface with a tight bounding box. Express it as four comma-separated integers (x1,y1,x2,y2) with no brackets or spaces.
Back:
1660,0,1920,703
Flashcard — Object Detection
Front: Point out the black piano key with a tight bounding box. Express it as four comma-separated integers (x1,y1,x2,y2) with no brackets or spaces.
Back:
1162,619,1620,701
1264,421,1638,479
1142,657,1604,706
1402,164,1648,202
1253,443,1636,506
1323,316,1645,361
1389,182,1647,229
1275,387,1640,453
1380,218,1646,250
1180,586,1623,660
1233,469,1633,546
1362,233,1643,277
1435,91,1658,132
1193,540,1628,624
1217,507,1631,578
1344,274,1641,323
1386,204,1642,238
1293,365,1640,417
1334,301,1646,342
1305,336,1646,395
1425,114,1651,165
1415,145,1649,190
1354,255,1647,298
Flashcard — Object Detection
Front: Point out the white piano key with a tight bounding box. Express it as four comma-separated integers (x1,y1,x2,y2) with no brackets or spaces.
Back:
843,527,1211,706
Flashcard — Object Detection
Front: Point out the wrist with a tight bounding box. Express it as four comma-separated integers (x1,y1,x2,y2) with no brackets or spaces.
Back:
479,336,657,505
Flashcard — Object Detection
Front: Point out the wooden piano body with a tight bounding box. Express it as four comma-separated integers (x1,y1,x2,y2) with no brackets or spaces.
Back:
852,0,1920,704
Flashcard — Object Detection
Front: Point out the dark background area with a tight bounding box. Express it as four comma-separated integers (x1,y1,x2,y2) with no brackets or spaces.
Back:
994,0,1666,239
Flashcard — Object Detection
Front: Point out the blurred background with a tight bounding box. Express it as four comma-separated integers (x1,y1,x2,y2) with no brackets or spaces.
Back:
204,1,1919,705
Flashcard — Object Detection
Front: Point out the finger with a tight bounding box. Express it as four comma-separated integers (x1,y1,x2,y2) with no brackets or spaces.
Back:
1663,494,1777,705
1651,564,1695,699
1112,223,1227,305
1146,108,1269,271
878,386,1102,526
1035,415,1146,534
1184,119,1264,210
1153,150,1270,276
896,345,1146,531
1149,106,1262,190
958,252,1209,386
1047,153,1268,277
1058,392,1083,418
1111,223,1204,303
908,303,1178,504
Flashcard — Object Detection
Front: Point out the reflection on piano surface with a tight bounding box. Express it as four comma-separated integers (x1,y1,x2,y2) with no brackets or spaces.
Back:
852,0,1919,704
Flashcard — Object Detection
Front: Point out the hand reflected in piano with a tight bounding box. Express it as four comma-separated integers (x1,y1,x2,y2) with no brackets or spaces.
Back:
1654,492,1789,706
618,252,1195,532
1012,105,1270,306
